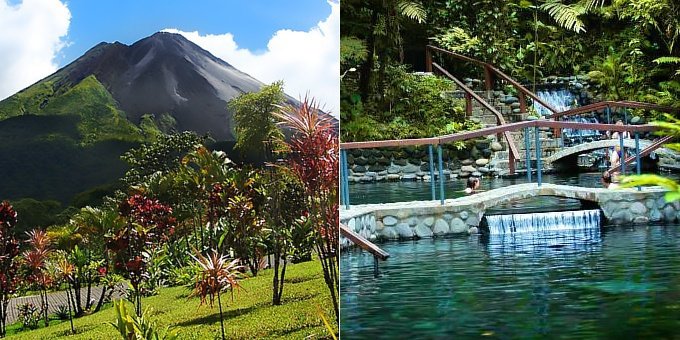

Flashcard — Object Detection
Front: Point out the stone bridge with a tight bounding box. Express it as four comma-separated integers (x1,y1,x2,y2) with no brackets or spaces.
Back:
545,139,678,167
340,183,680,245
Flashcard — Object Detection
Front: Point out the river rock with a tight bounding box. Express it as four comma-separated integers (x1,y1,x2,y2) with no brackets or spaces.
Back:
663,205,677,222
465,214,479,226
459,172,471,178
387,165,401,174
354,157,367,166
386,174,401,181
450,218,467,233
394,159,408,166
478,167,490,173
365,171,377,177
475,158,489,166
402,174,417,180
368,165,385,172
380,227,398,240
459,210,469,220
383,216,398,226
354,165,366,173
395,223,413,238
423,217,435,227
471,171,482,177
415,224,433,238
402,164,419,174
650,209,662,222
510,102,521,109
633,216,649,224
461,165,477,173
490,142,503,151
433,219,449,235
461,159,474,166
611,210,632,224
629,202,647,215
468,226,479,234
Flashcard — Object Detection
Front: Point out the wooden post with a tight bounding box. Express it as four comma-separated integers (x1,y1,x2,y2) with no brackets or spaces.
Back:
483,65,494,92
509,147,516,175
465,93,472,117
518,91,527,113
425,47,432,73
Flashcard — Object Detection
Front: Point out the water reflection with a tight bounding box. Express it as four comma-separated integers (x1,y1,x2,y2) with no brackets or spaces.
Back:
341,225,680,339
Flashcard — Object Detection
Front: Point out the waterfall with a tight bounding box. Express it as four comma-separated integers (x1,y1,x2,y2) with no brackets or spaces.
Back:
534,89,576,116
485,209,600,235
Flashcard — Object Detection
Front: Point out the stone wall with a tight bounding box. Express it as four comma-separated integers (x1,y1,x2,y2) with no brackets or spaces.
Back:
340,184,679,248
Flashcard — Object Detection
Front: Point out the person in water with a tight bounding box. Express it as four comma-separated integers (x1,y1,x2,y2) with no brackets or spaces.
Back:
601,171,620,189
465,177,480,194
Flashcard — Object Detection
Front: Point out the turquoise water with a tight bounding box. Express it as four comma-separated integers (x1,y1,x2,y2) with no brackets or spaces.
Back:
340,225,680,338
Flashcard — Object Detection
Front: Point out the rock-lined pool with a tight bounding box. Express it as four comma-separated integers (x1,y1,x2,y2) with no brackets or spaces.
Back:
340,225,680,338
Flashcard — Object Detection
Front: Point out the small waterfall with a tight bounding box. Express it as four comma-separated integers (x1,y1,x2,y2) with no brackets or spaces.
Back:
485,209,600,235
535,89,576,116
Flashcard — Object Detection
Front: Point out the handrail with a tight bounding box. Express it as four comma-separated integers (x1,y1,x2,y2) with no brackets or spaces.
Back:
548,101,680,120
341,120,659,149
431,62,520,162
607,135,675,174
426,45,559,114
340,223,389,261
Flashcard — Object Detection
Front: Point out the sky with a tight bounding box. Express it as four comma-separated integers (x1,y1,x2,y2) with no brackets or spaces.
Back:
0,0,339,115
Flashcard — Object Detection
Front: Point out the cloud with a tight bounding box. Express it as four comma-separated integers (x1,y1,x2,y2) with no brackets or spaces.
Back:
0,0,70,100
163,1,339,116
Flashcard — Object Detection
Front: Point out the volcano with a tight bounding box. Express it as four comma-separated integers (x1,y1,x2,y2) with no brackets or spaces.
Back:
0,32,310,205
0,31,278,140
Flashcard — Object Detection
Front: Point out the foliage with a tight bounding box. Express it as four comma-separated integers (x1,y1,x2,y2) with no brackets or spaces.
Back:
228,82,285,160
620,115,680,200
340,36,368,68
21,229,53,327
121,132,205,187
16,303,40,330
108,195,175,316
7,260,334,339
0,201,20,336
110,299,179,340
274,97,339,325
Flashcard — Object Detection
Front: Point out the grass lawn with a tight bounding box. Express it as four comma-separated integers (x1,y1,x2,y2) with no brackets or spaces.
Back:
8,259,336,339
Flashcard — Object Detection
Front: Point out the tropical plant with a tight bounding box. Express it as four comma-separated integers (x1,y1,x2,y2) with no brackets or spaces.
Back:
228,81,285,161
52,255,75,334
21,229,53,327
190,251,244,340
16,302,40,330
108,195,175,316
274,97,339,323
110,299,179,340
0,201,19,337
621,114,680,198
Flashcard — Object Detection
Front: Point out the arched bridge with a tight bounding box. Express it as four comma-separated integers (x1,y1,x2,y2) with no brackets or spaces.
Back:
545,139,679,166
340,183,679,244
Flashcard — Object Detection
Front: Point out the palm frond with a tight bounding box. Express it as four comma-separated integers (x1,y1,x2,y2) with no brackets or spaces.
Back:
396,1,426,23
540,1,587,33
619,174,679,191
653,56,680,64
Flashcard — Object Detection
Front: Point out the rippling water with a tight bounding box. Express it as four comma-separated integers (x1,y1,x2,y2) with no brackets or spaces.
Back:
340,225,680,339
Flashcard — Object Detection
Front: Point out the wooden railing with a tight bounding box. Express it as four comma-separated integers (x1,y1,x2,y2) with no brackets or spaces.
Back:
426,45,559,115
607,135,675,174
340,223,389,277
430,62,520,173
548,101,680,120
340,120,658,150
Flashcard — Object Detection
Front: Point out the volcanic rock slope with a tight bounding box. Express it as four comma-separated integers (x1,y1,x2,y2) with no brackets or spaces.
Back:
0,31,267,141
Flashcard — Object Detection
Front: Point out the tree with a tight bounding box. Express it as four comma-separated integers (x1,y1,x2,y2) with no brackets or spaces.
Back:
52,255,75,334
0,201,19,337
274,97,340,322
228,82,285,162
121,132,205,186
108,195,175,316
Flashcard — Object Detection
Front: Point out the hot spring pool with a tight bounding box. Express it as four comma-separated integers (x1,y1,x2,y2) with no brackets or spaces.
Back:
340,224,680,338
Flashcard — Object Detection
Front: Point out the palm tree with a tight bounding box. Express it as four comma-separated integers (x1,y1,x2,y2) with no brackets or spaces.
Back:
52,256,75,334
190,251,244,340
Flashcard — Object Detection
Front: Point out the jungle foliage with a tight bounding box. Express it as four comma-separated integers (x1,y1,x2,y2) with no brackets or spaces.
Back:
341,0,680,142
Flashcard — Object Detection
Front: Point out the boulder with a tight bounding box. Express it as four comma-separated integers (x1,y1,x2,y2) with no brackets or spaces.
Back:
490,142,503,152
353,165,366,173
433,219,449,235
380,227,398,240
354,157,367,166
475,159,489,166
461,165,477,173
394,159,408,166
461,159,474,166
450,218,467,233
395,223,414,238
402,164,420,174
423,217,435,227
402,174,417,180
387,166,401,174
383,215,398,226
387,174,401,181
415,224,433,238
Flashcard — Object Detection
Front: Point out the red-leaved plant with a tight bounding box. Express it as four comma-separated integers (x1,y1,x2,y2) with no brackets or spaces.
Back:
0,201,19,337
274,97,339,322
108,194,175,316
22,230,53,327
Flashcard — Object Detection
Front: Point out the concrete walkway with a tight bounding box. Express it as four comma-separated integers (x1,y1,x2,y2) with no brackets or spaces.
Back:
6,285,125,325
